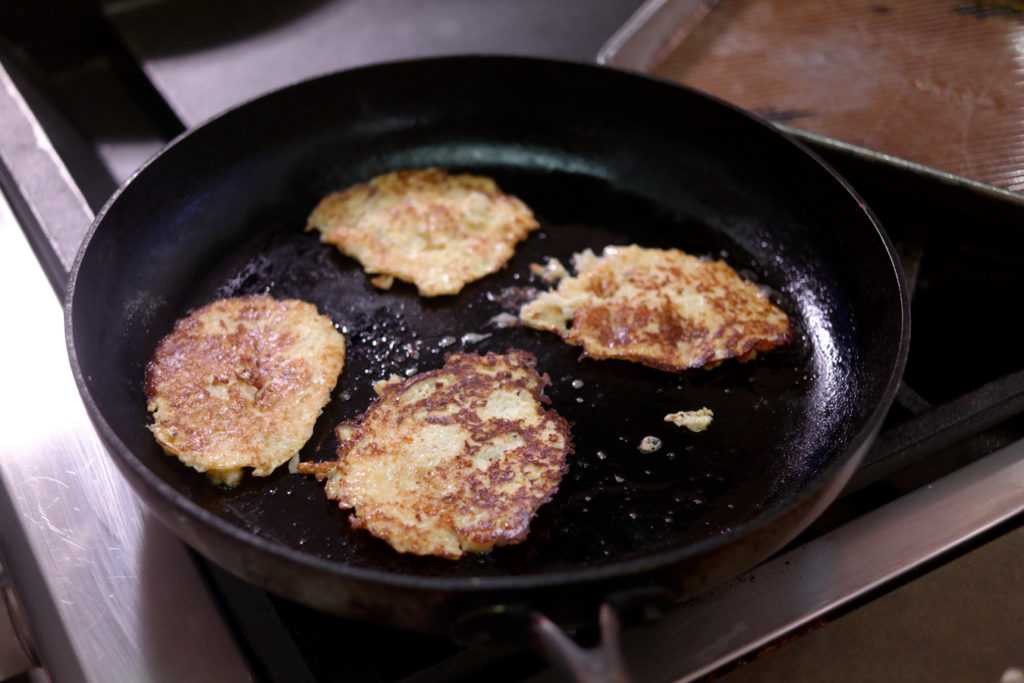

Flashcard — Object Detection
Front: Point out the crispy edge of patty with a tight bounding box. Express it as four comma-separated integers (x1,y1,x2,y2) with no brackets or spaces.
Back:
518,245,793,372
305,167,540,296
299,349,573,559
144,295,346,486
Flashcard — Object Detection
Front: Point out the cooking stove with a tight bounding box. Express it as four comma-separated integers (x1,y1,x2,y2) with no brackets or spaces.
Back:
2,1,1023,681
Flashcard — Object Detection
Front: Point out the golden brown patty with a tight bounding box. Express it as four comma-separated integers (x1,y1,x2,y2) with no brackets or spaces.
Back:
306,167,539,296
145,295,346,486
665,408,714,432
519,245,793,372
299,350,572,559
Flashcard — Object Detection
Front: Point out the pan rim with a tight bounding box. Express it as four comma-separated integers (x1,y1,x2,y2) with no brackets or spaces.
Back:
64,53,911,597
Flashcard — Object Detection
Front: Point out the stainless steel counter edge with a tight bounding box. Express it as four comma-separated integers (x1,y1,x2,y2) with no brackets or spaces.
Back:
1,62,253,682
615,439,1024,682
520,434,1024,682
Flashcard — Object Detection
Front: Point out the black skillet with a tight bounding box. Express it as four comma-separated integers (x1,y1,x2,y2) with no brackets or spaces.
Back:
66,55,908,654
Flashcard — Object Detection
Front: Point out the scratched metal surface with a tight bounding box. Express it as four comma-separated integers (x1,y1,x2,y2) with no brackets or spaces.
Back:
0,61,252,681
647,0,1024,193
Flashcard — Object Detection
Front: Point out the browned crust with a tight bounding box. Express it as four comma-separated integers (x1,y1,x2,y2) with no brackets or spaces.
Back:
299,350,572,559
519,245,793,373
145,295,346,485
306,167,539,296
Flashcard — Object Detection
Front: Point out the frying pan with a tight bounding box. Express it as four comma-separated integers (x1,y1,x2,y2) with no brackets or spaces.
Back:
65,56,908,650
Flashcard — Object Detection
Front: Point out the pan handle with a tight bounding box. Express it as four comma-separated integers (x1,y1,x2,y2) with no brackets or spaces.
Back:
529,603,632,683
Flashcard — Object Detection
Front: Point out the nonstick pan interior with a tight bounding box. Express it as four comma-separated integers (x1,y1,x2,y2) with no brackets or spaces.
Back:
67,56,907,622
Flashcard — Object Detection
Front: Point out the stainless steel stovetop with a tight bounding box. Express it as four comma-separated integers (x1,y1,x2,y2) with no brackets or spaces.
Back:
2,2,1024,681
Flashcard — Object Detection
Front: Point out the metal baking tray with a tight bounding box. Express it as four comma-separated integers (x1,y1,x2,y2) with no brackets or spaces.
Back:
599,0,1024,203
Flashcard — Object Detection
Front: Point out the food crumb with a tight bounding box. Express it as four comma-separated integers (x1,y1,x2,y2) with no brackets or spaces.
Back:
460,332,492,345
488,312,522,329
370,274,395,290
1001,669,1024,683
639,436,662,453
665,408,714,432
529,257,569,283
